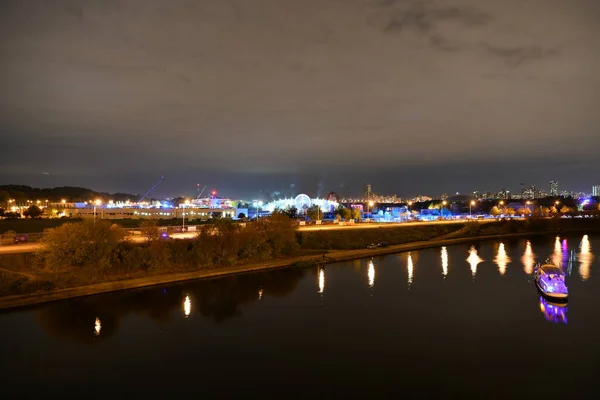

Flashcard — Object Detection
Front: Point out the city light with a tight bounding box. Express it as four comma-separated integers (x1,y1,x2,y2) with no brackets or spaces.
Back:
258,288,263,299
441,246,448,277
184,295,191,318
494,243,511,275
94,199,102,206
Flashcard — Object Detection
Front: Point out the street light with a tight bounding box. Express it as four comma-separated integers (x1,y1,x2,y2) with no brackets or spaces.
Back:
470,200,476,218
182,199,191,230
368,201,374,219
253,201,263,220
93,199,102,223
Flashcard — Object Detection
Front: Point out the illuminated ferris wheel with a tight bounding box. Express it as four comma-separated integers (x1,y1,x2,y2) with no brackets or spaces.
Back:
294,194,312,211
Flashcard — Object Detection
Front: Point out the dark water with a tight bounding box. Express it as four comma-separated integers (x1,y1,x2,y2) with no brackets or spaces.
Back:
1,234,599,398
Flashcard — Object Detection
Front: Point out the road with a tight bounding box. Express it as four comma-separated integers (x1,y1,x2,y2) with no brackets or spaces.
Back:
0,220,492,254
0,232,199,254
298,219,494,231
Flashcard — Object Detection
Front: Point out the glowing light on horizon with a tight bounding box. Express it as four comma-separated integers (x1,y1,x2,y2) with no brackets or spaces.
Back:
441,247,448,277
578,235,593,281
522,241,535,274
494,243,510,275
258,288,264,299
184,295,191,318
467,246,482,278
94,317,101,336
368,260,375,288
407,252,414,286
318,267,325,294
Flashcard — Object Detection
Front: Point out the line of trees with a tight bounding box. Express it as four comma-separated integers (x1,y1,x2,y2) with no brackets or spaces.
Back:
38,212,300,271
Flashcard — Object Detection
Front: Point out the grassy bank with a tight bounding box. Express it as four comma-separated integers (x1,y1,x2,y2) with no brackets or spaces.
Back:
1,217,599,309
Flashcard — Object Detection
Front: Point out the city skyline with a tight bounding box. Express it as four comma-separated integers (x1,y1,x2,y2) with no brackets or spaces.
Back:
1,0,599,198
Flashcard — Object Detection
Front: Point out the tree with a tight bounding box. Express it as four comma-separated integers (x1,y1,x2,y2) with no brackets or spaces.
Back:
517,207,531,216
140,219,161,241
490,206,501,217
559,205,571,214
0,207,4,217
505,207,516,216
274,206,298,219
23,205,43,218
39,220,127,269
306,205,322,221
351,207,361,221
342,207,353,220
237,212,246,219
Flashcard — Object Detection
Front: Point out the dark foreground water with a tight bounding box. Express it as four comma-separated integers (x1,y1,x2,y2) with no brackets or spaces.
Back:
1,234,599,398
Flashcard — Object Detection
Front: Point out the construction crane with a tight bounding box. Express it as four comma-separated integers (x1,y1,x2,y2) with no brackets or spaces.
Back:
138,176,164,204
196,184,207,199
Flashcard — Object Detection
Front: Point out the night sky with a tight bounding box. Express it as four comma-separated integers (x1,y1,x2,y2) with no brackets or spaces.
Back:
1,0,599,199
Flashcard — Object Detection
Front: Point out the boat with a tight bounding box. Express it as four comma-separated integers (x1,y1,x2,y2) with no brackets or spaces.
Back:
534,261,568,300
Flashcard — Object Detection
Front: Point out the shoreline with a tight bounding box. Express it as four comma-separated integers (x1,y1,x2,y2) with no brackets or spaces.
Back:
0,229,579,311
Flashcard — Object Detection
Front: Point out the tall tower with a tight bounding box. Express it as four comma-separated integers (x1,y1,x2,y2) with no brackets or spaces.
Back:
549,181,559,197
364,184,372,200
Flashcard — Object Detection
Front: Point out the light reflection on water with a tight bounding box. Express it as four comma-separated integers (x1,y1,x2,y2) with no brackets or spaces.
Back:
552,236,562,266
94,317,101,336
318,267,325,294
578,235,592,281
441,246,448,277
522,241,536,274
367,259,375,288
494,243,511,275
407,252,414,287
539,297,568,324
467,246,483,278
183,295,191,318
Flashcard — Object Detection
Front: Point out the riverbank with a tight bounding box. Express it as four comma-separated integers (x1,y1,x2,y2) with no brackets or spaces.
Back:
0,228,591,311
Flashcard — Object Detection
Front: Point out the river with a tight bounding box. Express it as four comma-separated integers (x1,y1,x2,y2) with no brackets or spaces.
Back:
1,234,598,397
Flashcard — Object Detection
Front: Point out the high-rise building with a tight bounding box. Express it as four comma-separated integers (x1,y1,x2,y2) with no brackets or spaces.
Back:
549,181,559,196
593,185,600,197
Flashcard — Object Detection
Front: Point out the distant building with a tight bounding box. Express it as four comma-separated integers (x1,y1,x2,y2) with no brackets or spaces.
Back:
64,206,236,220
593,185,600,197
549,181,559,197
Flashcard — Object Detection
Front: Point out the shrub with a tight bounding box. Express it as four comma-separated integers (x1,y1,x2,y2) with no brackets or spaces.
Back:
140,219,161,241
39,220,126,269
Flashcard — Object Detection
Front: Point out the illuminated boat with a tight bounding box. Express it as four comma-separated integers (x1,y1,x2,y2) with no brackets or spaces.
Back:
538,296,568,324
534,262,568,300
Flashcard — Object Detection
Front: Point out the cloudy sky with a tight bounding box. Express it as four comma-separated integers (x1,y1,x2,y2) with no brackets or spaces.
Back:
1,0,599,199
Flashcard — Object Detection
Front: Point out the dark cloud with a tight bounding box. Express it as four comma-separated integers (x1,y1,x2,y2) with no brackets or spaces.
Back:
482,44,560,68
0,0,599,198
